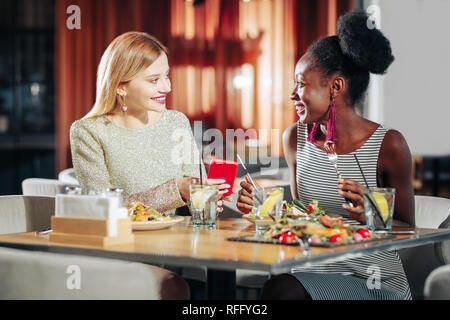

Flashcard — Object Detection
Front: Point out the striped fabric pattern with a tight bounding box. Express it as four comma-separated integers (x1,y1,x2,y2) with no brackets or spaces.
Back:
296,122,383,215
291,122,412,300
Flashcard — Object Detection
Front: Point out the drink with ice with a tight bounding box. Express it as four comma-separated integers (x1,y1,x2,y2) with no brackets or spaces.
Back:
364,188,395,231
189,185,219,228
253,187,284,235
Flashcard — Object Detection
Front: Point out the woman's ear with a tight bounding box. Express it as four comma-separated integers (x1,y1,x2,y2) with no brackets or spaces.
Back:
116,83,127,97
330,77,345,98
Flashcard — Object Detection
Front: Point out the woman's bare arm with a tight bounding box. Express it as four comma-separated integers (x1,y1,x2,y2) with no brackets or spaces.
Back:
378,130,415,227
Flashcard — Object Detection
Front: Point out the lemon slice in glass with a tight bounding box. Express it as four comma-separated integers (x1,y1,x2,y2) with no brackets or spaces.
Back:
192,188,216,211
259,189,283,217
373,192,390,221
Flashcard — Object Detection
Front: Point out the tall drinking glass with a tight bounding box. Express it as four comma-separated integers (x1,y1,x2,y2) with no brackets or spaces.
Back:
189,185,219,228
364,187,395,231
253,187,284,235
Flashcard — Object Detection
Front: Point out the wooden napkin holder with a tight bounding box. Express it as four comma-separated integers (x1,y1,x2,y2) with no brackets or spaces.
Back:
49,216,134,247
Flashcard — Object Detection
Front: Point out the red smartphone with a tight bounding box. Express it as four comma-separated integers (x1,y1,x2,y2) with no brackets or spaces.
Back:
207,158,238,197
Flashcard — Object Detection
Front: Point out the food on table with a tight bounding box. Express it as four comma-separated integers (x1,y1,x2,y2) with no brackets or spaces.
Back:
263,217,373,245
261,200,373,245
320,215,344,228
280,231,296,243
352,232,364,241
308,236,321,244
356,228,371,239
127,202,170,222
285,199,326,218
329,234,343,243
247,199,327,220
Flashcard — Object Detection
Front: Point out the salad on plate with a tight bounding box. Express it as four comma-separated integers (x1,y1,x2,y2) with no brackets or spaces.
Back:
259,199,374,246
127,202,171,222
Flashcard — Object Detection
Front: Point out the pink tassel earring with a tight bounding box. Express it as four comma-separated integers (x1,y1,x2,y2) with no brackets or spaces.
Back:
307,123,320,144
324,97,336,148
307,96,337,149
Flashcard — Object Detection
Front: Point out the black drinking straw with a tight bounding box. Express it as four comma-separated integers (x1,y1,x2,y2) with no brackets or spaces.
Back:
354,154,386,228
199,148,203,186
237,154,263,204
354,154,369,187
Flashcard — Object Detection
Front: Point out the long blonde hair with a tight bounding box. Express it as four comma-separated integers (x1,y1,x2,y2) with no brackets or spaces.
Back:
84,32,168,118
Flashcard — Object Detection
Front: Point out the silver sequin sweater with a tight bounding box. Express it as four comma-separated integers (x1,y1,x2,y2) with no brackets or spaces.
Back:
70,110,203,214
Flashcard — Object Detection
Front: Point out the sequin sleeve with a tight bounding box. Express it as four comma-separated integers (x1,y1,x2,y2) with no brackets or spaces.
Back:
70,120,112,194
123,178,186,213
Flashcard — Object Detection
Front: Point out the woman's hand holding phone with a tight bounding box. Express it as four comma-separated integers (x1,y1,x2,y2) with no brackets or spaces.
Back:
205,179,233,202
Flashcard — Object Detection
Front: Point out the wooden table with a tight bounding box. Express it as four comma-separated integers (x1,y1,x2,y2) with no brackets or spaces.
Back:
1,217,450,299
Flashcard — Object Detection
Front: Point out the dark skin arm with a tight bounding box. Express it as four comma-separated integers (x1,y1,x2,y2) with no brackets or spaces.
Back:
336,129,415,227
378,130,415,227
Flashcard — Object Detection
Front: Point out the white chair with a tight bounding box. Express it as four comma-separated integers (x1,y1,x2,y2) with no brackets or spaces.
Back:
0,195,55,235
399,195,450,300
424,265,450,300
0,196,188,300
22,178,74,196
58,168,79,185
0,246,185,300
436,214,450,265
414,195,450,229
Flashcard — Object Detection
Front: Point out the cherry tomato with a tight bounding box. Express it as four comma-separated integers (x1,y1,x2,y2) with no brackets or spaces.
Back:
357,228,371,239
307,206,314,215
329,234,343,243
280,232,296,243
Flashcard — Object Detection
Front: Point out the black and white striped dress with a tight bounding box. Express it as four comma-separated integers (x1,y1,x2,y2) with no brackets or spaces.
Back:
291,122,412,300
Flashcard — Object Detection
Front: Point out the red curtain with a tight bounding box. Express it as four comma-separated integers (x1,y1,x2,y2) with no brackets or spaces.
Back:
169,0,247,131
214,0,240,132
294,0,354,61
55,0,354,172
55,0,170,173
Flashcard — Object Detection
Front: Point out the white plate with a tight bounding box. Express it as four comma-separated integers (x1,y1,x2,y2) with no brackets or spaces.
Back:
132,216,184,231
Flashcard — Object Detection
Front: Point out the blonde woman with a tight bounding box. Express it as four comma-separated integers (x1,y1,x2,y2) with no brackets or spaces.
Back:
70,32,229,214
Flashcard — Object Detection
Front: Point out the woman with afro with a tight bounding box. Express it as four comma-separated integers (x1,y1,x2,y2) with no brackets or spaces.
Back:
237,11,414,300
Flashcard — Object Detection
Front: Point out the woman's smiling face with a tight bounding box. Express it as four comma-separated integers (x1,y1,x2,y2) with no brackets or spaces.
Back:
120,52,171,113
290,55,332,124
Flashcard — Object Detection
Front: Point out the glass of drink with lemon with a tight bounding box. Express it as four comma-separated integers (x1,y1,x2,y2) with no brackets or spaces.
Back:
363,188,395,231
253,187,284,235
189,185,219,228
